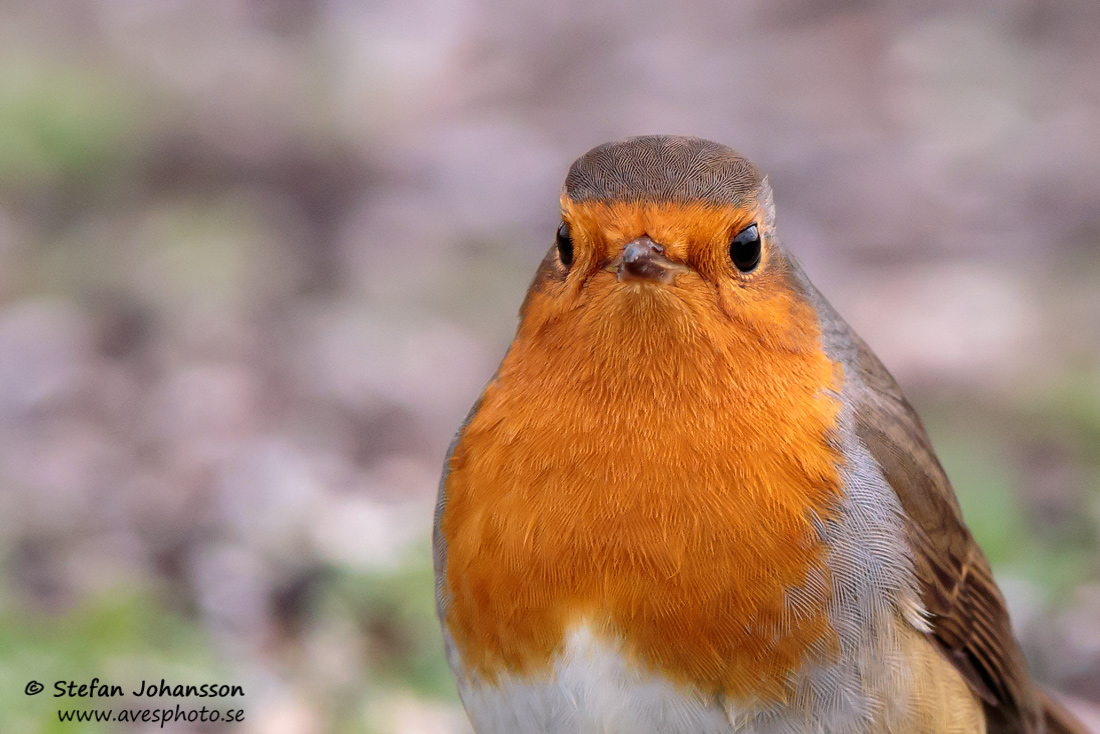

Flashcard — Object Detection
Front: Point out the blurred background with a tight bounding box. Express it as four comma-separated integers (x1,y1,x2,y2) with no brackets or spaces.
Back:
0,0,1098,732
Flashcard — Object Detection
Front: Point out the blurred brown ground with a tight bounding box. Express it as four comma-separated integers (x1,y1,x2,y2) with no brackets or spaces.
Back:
0,1,1098,733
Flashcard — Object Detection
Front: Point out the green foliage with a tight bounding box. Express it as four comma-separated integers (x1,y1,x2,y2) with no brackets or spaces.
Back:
925,395,1100,601
341,548,457,701
0,592,219,734
0,57,141,192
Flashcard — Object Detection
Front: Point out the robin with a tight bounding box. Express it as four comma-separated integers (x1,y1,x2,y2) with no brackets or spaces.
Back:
432,136,1089,734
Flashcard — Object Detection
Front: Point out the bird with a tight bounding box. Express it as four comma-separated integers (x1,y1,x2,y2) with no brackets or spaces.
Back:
432,135,1089,734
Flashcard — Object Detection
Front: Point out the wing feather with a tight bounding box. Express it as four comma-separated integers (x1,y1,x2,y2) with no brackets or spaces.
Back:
849,333,1043,734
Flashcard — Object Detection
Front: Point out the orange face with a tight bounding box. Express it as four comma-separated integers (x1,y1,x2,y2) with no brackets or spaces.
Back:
440,194,846,701
523,196,805,351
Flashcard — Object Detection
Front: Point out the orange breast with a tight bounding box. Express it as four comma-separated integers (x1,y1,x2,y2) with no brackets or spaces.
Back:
440,229,844,701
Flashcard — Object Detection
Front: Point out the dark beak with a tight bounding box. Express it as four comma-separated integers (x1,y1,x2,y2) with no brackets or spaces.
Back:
612,236,687,284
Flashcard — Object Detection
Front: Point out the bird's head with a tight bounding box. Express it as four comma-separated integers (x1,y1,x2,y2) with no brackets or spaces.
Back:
519,136,821,368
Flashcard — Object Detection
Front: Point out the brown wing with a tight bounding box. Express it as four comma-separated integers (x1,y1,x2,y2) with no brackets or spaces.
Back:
850,333,1045,734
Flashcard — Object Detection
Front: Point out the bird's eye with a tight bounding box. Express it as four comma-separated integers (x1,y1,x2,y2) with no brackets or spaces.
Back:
556,222,574,267
729,224,761,273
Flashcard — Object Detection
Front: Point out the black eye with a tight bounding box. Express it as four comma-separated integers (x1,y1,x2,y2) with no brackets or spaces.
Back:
556,222,574,267
729,224,761,273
